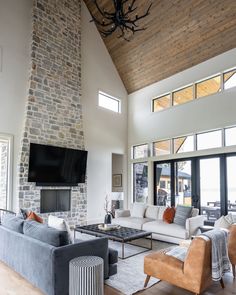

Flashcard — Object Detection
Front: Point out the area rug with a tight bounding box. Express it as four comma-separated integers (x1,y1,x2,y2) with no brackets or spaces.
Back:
75,232,172,295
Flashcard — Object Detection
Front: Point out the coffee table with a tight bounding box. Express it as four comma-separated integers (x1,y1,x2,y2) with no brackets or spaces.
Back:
74,224,152,259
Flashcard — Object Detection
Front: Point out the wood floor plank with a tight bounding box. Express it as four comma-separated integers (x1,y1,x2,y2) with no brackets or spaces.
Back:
0,260,235,295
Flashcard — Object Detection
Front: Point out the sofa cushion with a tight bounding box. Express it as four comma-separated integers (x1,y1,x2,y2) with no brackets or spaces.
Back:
145,205,159,219
191,208,199,217
174,205,193,226
23,220,69,247
157,206,167,220
130,203,147,218
143,220,188,239
48,215,73,244
113,217,153,230
1,215,24,233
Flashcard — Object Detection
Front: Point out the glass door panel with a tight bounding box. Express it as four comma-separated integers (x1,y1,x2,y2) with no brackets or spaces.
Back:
175,161,192,206
200,158,220,222
133,162,148,203
155,163,171,206
0,140,9,210
227,156,236,217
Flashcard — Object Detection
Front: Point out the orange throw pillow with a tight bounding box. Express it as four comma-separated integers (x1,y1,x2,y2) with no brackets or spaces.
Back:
27,211,43,223
163,207,176,224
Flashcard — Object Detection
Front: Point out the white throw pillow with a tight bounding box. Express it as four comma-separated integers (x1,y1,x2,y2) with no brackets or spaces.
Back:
157,206,167,220
225,213,234,224
130,203,146,218
48,215,73,243
214,216,231,229
145,205,159,219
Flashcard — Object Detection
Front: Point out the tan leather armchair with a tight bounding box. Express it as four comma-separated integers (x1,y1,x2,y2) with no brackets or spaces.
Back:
228,224,236,278
144,237,224,295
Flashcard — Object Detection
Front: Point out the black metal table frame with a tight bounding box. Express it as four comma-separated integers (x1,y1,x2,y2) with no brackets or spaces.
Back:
74,227,152,260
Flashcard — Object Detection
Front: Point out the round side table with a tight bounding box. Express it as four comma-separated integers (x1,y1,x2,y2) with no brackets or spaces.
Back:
69,256,104,295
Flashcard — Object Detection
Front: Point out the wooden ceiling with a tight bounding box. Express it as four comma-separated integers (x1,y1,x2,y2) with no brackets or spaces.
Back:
84,0,236,94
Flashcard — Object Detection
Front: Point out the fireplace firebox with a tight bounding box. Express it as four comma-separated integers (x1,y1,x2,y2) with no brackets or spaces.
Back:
40,189,71,213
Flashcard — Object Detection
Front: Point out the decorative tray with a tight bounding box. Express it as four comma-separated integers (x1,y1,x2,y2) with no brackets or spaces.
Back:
98,224,120,231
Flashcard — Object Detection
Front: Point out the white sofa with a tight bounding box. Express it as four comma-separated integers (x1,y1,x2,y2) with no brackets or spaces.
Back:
113,204,205,244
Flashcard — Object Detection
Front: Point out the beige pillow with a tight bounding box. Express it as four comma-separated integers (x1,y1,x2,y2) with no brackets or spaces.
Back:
157,206,167,220
145,205,159,219
214,216,231,229
225,213,234,224
130,203,146,218
48,215,73,243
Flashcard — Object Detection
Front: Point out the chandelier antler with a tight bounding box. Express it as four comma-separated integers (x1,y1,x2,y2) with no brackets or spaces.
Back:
90,0,152,41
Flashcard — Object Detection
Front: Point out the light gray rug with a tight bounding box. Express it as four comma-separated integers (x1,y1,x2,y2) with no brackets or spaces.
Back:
75,232,172,295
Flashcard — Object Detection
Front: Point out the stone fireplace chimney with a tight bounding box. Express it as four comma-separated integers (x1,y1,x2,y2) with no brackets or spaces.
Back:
17,0,86,225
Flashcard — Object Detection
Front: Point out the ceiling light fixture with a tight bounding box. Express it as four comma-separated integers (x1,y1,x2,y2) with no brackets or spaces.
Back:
90,0,152,41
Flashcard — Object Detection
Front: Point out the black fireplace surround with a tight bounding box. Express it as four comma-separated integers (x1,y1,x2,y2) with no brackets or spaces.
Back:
40,189,71,213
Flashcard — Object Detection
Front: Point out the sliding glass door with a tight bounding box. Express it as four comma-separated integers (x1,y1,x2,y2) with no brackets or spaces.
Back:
154,153,236,224
227,156,236,216
154,160,192,207
199,158,221,222
174,160,192,206
155,163,171,206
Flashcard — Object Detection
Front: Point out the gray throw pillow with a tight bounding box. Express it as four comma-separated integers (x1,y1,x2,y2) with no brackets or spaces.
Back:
23,220,69,247
20,208,29,219
1,214,24,233
174,205,193,226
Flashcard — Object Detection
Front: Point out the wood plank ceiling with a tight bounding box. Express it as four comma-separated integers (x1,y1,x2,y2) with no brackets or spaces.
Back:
84,0,236,94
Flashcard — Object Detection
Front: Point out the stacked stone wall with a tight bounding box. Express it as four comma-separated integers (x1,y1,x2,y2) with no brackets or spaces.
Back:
17,0,86,225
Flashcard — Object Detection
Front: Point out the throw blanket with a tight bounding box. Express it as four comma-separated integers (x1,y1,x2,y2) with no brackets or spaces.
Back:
201,229,230,281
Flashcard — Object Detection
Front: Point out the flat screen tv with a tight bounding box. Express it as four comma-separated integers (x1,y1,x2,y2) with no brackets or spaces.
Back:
28,143,88,186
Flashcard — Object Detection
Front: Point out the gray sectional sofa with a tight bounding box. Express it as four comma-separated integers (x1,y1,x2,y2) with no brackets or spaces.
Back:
0,217,118,295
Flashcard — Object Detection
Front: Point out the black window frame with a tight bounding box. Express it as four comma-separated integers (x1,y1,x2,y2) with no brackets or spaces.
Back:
153,152,236,225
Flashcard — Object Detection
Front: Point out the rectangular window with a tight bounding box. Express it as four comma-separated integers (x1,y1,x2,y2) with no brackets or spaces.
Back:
197,130,222,150
196,75,221,99
173,135,194,153
153,140,171,156
225,126,236,146
133,162,148,203
98,91,121,113
153,94,171,112
224,69,236,90
0,136,11,210
173,85,193,106
133,144,148,159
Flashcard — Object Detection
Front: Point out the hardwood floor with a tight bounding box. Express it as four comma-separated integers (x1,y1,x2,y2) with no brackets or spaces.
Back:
0,260,235,295
105,273,236,295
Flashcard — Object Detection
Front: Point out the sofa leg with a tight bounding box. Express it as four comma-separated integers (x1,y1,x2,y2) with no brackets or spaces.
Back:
220,278,225,289
144,275,151,288
232,264,235,278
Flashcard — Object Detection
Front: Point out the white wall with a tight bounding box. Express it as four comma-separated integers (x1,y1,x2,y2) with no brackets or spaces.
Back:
81,2,128,222
0,0,32,209
128,49,236,207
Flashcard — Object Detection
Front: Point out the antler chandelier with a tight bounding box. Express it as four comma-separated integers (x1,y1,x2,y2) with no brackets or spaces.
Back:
90,0,152,41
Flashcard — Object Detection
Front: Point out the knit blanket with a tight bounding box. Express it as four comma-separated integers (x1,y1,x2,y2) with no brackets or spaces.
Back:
201,229,231,281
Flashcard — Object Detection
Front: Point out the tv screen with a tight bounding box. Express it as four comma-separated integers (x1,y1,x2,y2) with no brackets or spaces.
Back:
28,143,88,185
